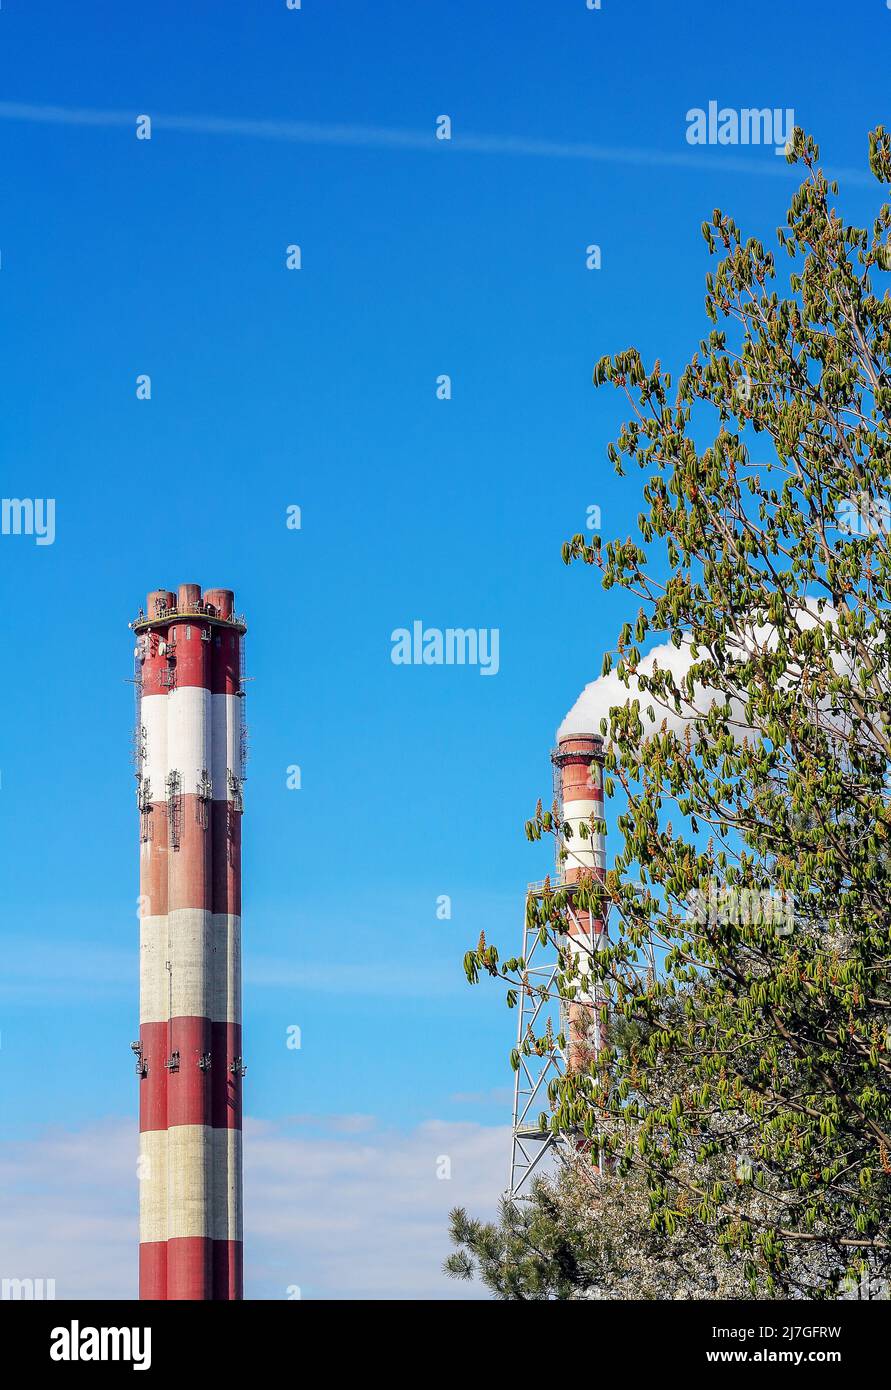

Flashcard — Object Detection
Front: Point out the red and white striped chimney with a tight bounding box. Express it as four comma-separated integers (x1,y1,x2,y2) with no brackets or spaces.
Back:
133,585,245,1300
552,734,606,1071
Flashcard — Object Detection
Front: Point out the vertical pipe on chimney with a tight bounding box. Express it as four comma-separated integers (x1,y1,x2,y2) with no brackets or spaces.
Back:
164,599,214,1299
209,616,244,1299
138,606,171,1299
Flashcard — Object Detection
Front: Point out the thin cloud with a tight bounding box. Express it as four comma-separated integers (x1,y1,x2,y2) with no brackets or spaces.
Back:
0,1114,505,1299
0,936,466,1002
449,1087,514,1106
246,955,465,997
0,101,874,185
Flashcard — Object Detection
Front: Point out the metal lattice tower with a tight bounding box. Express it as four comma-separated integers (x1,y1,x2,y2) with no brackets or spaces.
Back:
508,732,608,1199
508,876,608,1198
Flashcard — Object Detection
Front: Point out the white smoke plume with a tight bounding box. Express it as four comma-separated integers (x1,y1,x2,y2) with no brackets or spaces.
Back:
558,602,837,744
559,637,700,742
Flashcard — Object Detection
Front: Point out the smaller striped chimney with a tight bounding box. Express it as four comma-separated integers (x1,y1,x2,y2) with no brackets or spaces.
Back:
552,734,606,1070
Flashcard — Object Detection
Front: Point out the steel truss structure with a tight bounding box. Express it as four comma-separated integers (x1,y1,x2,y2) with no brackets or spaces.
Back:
508,874,605,1198
508,873,656,1199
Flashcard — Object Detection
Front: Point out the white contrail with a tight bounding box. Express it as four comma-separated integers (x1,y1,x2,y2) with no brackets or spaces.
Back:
0,101,874,185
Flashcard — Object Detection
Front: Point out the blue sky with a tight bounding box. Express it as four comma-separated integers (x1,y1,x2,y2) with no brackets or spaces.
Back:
0,0,888,1297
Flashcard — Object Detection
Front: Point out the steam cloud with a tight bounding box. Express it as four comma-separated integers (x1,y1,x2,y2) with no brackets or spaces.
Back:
558,602,837,744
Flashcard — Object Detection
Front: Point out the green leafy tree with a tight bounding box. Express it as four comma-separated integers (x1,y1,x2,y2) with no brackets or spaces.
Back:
456,128,891,1298
448,1012,852,1299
